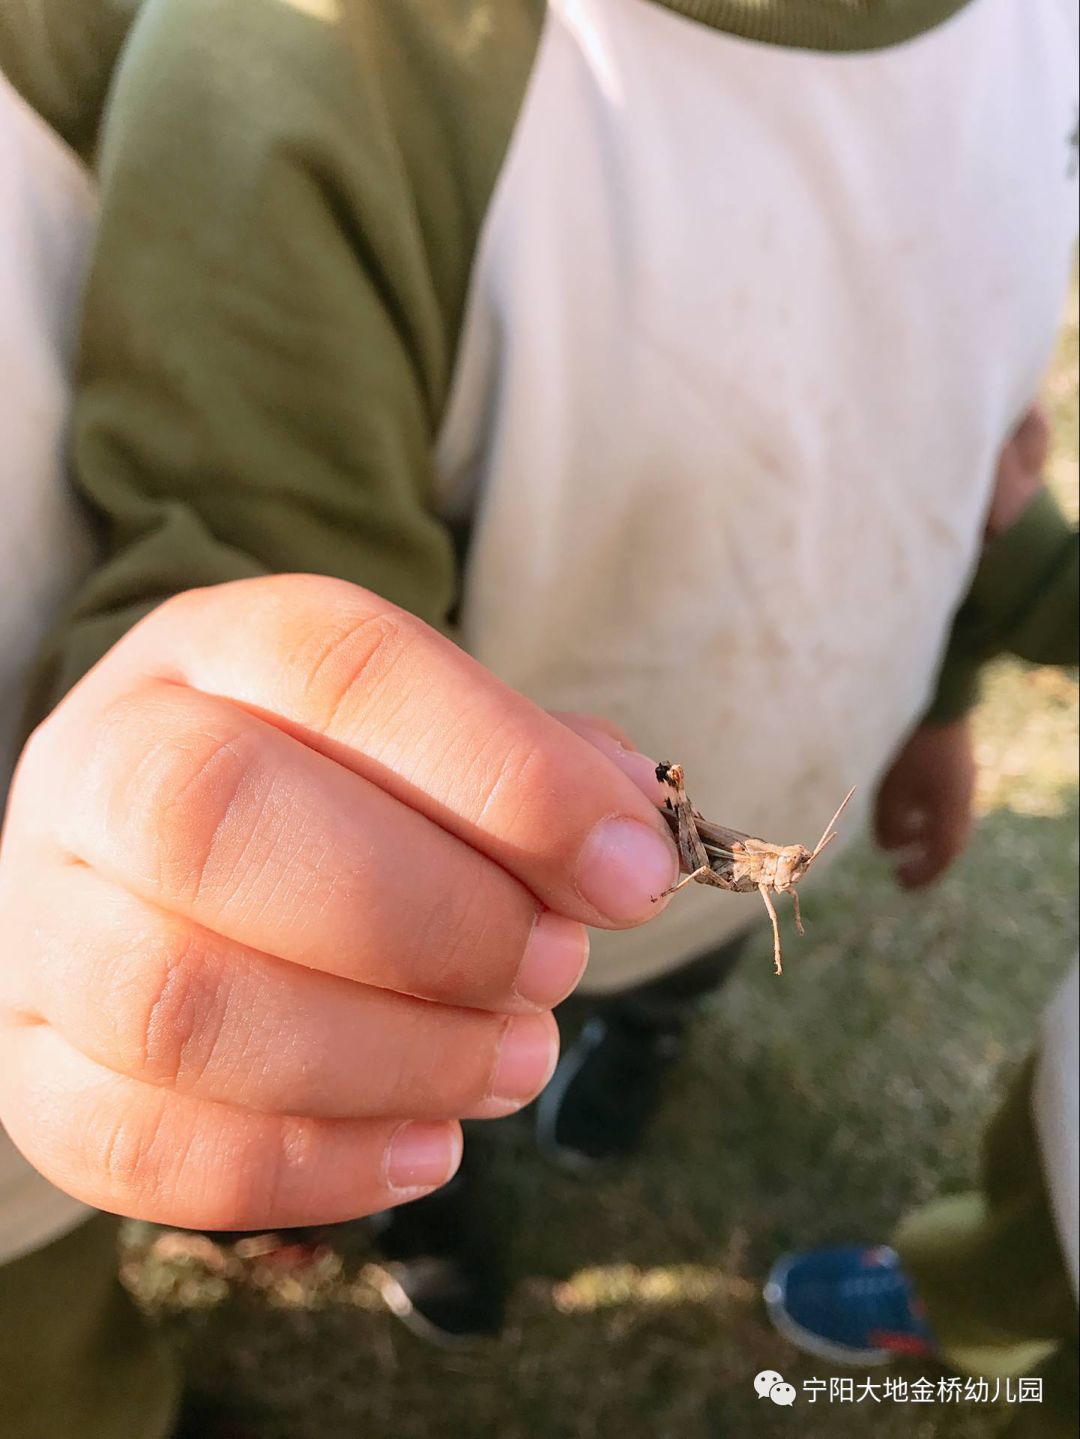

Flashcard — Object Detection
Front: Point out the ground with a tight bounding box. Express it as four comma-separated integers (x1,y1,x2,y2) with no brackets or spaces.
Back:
123,282,1078,1439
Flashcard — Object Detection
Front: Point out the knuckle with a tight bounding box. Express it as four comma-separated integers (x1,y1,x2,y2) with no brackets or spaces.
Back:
292,606,417,732
148,745,255,905
469,730,550,835
129,927,229,1091
85,1089,253,1229
90,686,263,905
91,1090,178,1211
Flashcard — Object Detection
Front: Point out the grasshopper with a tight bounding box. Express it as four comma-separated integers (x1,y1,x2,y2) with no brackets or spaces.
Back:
653,762,855,975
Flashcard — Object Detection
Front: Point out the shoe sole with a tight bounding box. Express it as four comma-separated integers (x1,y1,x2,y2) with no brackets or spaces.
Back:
366,1263,492,1352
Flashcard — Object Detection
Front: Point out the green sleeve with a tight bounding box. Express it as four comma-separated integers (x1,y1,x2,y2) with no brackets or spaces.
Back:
924,489,1079,724
25,0,542,719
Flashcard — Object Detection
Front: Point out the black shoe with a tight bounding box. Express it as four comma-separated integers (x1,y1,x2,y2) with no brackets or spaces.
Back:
367,1169,506,1346
535,1015,684,1173
171,1395,258,1439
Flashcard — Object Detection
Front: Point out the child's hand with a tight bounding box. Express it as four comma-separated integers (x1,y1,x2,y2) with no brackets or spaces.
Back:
984,405,1049,540
0,577,677,1230
875,406,1048,889
873,718,976,890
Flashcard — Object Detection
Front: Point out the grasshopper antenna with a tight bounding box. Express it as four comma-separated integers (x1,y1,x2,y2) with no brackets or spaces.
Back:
808,786,856,863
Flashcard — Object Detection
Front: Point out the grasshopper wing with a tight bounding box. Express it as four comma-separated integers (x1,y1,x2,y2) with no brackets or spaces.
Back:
693,816,758,859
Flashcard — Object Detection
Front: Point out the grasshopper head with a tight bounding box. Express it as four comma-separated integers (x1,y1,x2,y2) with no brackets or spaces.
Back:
785,787,858,887
774,844,813,890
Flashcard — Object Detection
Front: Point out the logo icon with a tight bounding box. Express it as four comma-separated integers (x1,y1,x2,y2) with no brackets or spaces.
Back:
755,1370,798,1406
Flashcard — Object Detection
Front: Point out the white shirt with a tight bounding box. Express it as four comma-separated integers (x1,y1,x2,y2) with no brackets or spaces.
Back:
0,72,96,1265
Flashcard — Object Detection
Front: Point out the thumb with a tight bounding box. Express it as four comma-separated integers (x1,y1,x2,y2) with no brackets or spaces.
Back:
551,712,670,807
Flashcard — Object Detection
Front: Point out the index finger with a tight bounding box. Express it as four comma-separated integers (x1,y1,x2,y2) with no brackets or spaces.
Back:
72,576,679,928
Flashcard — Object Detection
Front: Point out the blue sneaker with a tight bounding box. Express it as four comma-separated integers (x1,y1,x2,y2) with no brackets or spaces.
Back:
764,1245,937,1366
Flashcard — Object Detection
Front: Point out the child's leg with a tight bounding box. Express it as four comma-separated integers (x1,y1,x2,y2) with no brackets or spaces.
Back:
893,1056,1077,1428
0,1214,181,1439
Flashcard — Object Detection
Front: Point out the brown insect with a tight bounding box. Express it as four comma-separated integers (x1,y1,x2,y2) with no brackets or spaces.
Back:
653,762,855,975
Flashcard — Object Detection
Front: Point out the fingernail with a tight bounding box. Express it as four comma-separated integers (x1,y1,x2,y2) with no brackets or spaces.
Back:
514,911,590,1009
576,817,678,923
487,1014,559,1111
385,1122,462,1193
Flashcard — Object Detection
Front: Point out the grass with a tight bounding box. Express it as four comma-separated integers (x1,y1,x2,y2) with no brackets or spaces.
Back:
124,281,1078,1438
